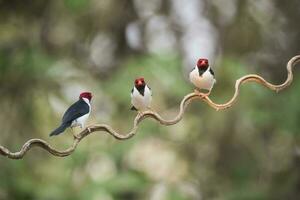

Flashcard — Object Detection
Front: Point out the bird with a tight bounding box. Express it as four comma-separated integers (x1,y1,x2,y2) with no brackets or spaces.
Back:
130,77,152,112
189,58,216,97
50,92,92,137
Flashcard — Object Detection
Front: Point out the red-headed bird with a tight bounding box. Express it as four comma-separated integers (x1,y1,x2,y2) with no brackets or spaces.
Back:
50,92,92,137
130,77,152,112
189,58,216,97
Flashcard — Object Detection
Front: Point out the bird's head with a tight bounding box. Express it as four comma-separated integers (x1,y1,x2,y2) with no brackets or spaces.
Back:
134,77,146,88
197,58,209,70
79,92,92,101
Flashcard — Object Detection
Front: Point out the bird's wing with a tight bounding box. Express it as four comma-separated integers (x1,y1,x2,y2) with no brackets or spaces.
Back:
131,87,134,98
209,68,216,84
189,67,196,74
209,68,215,76
62,99,90,124
147,85,152,96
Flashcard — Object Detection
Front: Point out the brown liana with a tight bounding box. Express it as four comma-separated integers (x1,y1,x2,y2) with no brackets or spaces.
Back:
1,55,300,159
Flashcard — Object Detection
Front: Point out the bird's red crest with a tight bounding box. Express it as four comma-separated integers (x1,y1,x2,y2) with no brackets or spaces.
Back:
79,92,92,101
197,58,209,69
134,77,145,87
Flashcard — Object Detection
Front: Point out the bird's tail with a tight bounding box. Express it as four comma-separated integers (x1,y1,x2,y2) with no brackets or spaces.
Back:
49,123,69,137
130,106,138,111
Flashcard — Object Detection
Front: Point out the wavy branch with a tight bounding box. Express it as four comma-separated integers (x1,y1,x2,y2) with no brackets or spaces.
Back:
1,55,300,159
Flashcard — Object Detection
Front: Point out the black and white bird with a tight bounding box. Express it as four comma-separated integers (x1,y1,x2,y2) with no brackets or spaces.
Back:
189,58,216,96
50,92,92,137
130,77,152,112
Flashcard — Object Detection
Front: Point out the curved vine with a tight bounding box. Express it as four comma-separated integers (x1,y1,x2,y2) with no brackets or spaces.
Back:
1,55,299,159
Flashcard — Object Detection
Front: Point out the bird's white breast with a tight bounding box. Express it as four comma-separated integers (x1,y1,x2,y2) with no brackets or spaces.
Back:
189,67,216,90
131,86,152,111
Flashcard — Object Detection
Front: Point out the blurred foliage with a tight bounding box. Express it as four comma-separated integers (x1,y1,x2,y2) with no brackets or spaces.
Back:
0,0,300,200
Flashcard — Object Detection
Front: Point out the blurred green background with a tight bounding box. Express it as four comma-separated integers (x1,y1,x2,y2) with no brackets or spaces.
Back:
0,0,300,199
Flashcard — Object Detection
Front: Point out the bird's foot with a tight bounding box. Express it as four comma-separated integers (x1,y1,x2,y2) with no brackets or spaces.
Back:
194,89,211,98
194,89,200,95
72,133,80,140
71,127,79,139
137,111,144,118
87,127,92,133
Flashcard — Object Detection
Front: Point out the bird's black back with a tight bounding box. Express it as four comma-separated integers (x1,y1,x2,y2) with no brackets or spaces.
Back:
62,99,90,124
